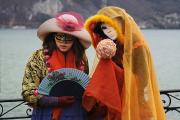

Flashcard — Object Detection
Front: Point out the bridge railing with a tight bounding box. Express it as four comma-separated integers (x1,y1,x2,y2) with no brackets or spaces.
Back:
0,98,32,119
160,89,180,113
0,89,180,119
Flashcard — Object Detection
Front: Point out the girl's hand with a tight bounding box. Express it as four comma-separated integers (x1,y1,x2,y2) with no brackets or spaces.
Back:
58,96,75,107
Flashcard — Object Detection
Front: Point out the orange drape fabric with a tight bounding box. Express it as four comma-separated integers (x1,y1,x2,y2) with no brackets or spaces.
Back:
83,59,124,119
48,49,77,120
84,6,166,120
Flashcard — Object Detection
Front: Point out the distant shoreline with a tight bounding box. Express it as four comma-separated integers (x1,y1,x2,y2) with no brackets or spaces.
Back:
0,26,180,30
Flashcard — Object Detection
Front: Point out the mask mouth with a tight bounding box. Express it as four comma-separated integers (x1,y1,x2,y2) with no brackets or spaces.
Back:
108,35,118,41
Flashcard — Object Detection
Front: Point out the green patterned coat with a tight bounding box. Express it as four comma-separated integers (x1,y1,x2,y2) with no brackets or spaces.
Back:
22,49,48,105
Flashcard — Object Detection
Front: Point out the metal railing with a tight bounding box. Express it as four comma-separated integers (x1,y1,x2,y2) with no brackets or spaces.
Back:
160,89,180,113
0,99,32,119
0,89,180,119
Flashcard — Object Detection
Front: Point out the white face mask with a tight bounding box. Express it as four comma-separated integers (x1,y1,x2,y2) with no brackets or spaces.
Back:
101,23,118,40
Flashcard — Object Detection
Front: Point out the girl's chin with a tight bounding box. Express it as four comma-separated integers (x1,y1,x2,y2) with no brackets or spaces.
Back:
59,48,69,52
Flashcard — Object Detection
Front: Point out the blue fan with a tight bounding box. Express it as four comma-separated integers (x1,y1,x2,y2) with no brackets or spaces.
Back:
38,68,89,98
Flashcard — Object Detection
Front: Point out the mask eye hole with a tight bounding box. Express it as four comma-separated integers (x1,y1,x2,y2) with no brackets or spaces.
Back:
101,25,107,30
55,33,65,40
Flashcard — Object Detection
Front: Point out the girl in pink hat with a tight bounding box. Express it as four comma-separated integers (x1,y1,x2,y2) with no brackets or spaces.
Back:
21,12,91,120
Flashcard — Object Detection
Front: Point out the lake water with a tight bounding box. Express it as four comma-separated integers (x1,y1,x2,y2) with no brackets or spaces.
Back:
0,29,180,119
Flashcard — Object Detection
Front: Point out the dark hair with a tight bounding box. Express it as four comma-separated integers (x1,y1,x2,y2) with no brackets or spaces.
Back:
93,22,109,39
93,22,124,68
72,37,86,67
42,32,57,55
112,41,124,68
42,32,86,67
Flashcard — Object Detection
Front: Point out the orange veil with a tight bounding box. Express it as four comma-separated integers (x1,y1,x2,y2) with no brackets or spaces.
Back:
83,6,166,120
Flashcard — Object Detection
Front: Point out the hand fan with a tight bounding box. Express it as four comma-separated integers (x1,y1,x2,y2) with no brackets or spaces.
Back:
38,68,89,99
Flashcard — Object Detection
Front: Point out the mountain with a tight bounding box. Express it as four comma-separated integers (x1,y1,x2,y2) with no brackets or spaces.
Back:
0,0,180,29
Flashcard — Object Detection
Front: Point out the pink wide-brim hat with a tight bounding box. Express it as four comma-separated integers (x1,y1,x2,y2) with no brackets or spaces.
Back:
37,13,92,49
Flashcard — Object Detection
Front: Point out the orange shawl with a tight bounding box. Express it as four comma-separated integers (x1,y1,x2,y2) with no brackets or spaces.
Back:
47,49,77,120
83,59,124,119
48,49,76,71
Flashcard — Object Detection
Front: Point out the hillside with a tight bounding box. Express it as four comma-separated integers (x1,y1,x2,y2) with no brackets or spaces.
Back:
0,0,180,29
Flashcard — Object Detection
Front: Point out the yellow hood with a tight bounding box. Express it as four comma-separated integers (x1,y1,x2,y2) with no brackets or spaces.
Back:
85,6,133,47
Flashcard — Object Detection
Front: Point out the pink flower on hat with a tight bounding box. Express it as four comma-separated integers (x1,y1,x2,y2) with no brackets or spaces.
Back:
55,12,84,32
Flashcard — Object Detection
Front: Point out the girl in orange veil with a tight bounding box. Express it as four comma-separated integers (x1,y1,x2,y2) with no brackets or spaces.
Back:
83,6,166,120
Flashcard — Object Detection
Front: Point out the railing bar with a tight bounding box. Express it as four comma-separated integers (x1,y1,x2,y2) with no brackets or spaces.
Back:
0,101,25,117
0,99,23,102
160,89,180,93
162,93,172,107
164,107,180,109
168,94,180,101
165,109,169,113
0,116,31,119
176,109,180,113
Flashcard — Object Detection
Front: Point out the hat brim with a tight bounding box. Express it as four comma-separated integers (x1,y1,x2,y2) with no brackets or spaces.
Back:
37,18,91,49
